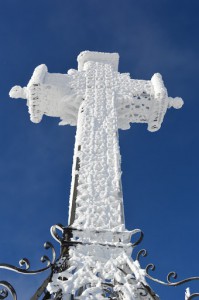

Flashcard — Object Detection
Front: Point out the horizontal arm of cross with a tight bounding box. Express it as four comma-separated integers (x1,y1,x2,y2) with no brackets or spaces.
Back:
9,64,86,126
116,73,183,131
9,51,183,132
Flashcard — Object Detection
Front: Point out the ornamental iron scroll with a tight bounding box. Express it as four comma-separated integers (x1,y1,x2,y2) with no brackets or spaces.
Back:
0,242,56,275
0,226,198,299
0,281,16,300
136,249,199,299
0,240,58,300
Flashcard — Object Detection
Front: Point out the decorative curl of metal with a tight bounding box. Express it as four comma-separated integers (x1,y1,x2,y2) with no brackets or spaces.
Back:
50,224,64,244
0,281,17,300
146,264,199,287
187,293,199,300
102,285,118,299
0,225,64,299
130,229,144,247
136,249,148,262
137,287,148,297
61,226,144,249
0,241,56,275
1,227,199,299
136,249,199,289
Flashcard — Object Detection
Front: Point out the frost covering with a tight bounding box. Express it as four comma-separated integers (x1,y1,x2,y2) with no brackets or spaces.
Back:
10,51,183,299
10,51,183,131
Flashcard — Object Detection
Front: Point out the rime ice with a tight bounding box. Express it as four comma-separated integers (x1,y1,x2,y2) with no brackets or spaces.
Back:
10,51,183,299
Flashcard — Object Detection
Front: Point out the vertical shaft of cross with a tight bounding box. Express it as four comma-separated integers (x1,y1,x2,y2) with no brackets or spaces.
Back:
69,60,124,230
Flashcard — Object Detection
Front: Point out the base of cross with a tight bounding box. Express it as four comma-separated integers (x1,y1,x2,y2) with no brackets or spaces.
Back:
0,225,198,300
31,225,159,300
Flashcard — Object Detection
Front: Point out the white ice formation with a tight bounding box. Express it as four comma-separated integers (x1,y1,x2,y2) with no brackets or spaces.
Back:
10,51,183,131
10,51,183,299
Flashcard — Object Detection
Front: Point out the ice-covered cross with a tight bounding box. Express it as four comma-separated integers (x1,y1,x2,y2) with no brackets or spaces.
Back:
9,51,183,299
10,50,183,230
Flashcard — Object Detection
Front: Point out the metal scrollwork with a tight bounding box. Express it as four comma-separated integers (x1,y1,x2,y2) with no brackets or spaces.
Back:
137,287,148,297
50,224,64,244
0,241,56,275
102,283,119,299
136,249,147,262
146,264,199,287
43,241,56,264
187,293,199,300
131,229,144,247
135,248,199,290
0,226,63,299
0,226,198,299
0,281,17,300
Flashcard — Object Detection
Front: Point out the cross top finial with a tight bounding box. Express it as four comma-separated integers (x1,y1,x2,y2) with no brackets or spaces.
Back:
77,50,119,71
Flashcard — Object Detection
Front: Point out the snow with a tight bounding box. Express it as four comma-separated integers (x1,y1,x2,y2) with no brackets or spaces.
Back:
9,51,183,131
185,288,190,300
9,51,183,299
77,50,119,72
69,60,124,230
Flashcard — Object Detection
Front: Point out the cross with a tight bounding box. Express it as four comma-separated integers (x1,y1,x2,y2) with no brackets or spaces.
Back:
10,51,183,299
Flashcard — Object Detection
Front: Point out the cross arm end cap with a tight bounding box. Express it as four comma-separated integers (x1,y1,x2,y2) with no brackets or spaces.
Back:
9,85,27,99
168,97,184,109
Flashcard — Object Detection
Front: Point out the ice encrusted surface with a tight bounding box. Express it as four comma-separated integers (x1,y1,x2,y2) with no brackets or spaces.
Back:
77,50,119,72
47,242,148,300
9,51,182,299
47,60,159,299
9,52,183,130
69,61,124,230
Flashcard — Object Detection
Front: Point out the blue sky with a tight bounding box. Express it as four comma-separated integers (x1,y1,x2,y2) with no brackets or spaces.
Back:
0,0,199,299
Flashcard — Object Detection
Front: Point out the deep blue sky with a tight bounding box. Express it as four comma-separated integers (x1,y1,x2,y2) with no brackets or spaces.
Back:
0,0,199,299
